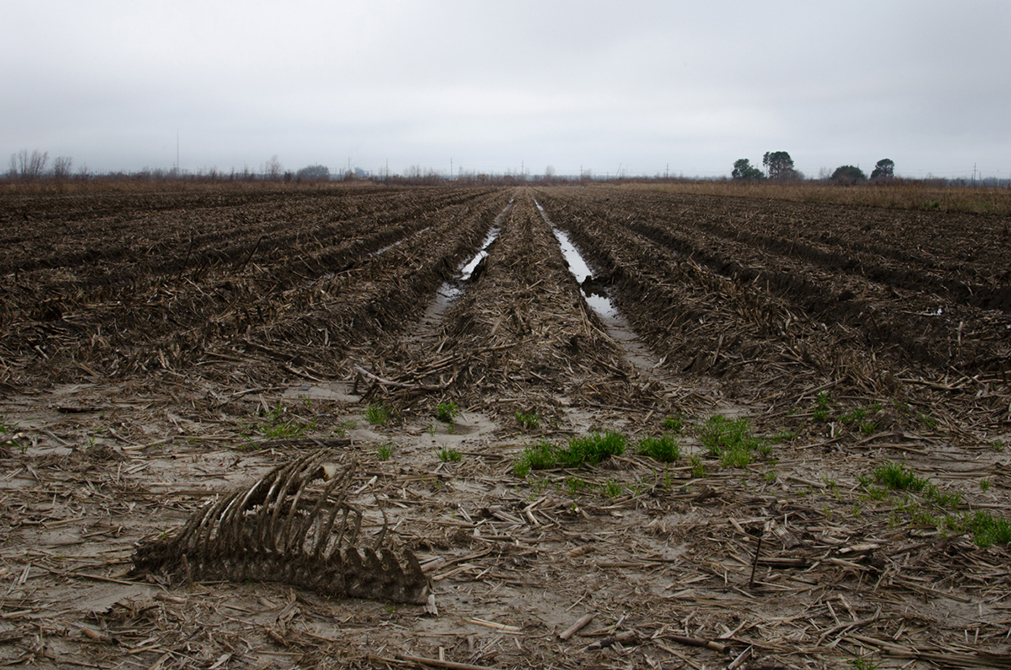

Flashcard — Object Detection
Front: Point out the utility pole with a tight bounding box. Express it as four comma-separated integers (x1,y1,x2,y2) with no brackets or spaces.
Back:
450,158,453,179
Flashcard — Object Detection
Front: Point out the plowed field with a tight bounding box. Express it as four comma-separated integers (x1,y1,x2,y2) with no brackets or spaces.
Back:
1,184,1010,669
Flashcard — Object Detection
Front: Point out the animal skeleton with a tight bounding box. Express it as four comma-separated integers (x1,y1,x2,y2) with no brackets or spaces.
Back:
131,451,430,604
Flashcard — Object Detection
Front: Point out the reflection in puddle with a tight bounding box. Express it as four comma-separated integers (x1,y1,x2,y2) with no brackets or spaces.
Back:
459,226,500,281
549,227,617,319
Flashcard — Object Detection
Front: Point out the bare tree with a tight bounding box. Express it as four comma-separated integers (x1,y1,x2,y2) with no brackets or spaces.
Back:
264,155,283,180
53,156,73,180
10,149,49,179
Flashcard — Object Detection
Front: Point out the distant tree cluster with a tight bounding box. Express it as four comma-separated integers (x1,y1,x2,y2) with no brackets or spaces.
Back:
731,153,896,185
731,151,800,182
870,158,894,180
763,151,797,181
831,165,867,185
296,164,330,181
829,159,895,185
731,158,764,181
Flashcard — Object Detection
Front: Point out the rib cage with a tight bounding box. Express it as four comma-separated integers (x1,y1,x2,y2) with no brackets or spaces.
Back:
131,452,430,604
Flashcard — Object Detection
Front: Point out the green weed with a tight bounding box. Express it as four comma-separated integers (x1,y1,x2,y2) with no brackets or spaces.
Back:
435,401,459,424
257,402,315,439
927,486,962,509
560,431,627,466
513,431,627,476
0,417,19,449
696,415,767,468
366,404,392,426
813,392,831,422
840,403,883,426
566,476,588,495
437,447,461,463
333,418,357,438
849,654,880,670
0,416,18,435
515,412,540,430
981,479,992,493
637,434,681,463
873,461,962,509
661,416,685,433
959,511,1011,547
874,462,928,492
720,448,752,468
527,478,548,497
689,455,707,479
840,407,866,425
514,440,558,477
377,443,394,460
866,486,887,501
600,479,624,499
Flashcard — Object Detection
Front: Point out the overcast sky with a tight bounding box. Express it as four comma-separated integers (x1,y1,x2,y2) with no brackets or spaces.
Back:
3,1,1009,179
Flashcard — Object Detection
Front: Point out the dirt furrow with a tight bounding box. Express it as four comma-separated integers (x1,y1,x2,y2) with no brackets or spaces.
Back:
357,189,678,423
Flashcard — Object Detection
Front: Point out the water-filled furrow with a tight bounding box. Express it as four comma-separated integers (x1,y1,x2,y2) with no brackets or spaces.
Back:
370,226,431,257
534,199,662,373
419,202,513,324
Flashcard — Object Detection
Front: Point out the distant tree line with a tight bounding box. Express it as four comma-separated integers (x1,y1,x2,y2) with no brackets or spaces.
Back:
7,149,77,180
732,152,896,185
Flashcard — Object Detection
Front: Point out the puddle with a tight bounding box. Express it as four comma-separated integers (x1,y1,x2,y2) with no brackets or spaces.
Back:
283,382,361,403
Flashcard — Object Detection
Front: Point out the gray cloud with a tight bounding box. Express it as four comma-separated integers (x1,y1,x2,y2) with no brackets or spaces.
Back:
3,0,1009,178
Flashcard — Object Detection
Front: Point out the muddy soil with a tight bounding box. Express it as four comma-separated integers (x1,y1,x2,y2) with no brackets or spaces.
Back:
1,184,1010,669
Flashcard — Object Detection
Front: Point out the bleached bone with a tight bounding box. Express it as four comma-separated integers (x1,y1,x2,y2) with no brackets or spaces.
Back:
131,452,430,604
